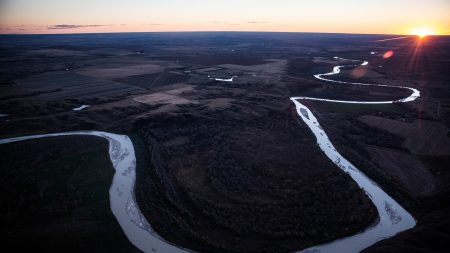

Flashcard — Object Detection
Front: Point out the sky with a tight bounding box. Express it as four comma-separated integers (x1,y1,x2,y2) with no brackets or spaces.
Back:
0,0,449,35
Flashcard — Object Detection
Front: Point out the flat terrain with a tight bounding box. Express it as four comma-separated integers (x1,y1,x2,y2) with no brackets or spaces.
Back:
0,32,449,253
0,136,140,252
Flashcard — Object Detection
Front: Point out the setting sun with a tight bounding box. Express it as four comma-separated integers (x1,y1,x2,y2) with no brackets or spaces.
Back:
411,27,435,38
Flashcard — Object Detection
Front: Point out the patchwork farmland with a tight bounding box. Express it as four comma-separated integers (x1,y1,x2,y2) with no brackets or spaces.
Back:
18,72,145,101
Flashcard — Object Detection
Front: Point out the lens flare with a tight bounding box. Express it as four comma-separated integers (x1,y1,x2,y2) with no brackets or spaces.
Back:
351,66,367,79
383,50,394,59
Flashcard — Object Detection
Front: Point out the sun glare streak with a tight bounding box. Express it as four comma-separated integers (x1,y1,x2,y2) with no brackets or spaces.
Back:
375,36,409,42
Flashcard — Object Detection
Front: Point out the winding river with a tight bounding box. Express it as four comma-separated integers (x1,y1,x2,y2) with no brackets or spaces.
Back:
0,56,418,253
0,132,192,253
291,57,418,252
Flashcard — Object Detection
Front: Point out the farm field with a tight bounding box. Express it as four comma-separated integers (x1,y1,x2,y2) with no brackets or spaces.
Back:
359,115,450,156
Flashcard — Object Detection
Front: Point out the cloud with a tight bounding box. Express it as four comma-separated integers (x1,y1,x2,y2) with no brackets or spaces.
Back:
148,23,164,26
47,24,108,30
248,21,267,24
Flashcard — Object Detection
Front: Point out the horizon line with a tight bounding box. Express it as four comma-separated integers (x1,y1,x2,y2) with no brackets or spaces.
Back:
1,30,447,36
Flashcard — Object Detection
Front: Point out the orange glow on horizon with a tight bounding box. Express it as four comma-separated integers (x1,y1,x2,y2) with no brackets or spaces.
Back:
0,1,449,35
2,25,448,35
